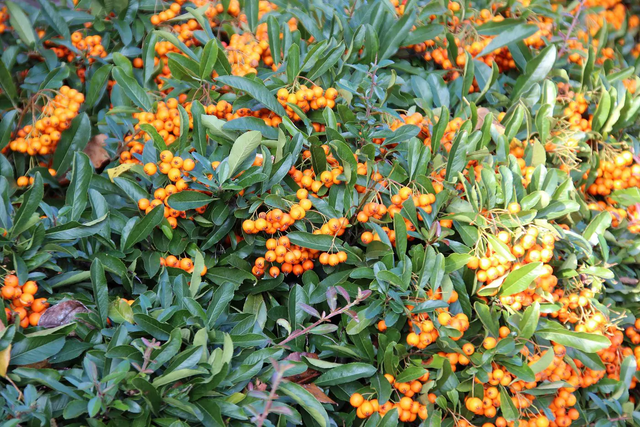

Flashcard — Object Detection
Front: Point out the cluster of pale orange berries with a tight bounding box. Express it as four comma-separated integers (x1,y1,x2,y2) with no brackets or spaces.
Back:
159,254,207,276
227,33,272,76
557,85,591,132
7,86,84,156
546,288,606,332
288,166,341,195
242,204,308,236
349,371,430,421
276,86,338,121
45,32,106,63
150,2,182,25
252,236,316,278
129,97,190,153
587,150,638,196
468,228,557,310
2,275,49,329
138,150,196,229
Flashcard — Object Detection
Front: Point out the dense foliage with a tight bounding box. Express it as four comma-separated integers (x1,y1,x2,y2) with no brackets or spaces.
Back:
2,0,640,426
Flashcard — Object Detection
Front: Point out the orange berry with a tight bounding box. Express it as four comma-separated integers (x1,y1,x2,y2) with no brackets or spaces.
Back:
350,393,364,407
1,286,15,299
22,281,38,295
144,163,157,175
179,258,193,270
483,337,497,349
4,275,19,287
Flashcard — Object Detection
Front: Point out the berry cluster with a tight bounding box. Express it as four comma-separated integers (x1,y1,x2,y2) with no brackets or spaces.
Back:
138,150,196,229
6,86,84,156
159,255,206,276
46,32,106,63
276,86,339,120
2,275,48,328
349,370,430,422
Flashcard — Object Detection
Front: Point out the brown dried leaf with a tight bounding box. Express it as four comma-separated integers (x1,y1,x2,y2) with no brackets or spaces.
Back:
84,134,110,170
284,352,320,384
301,384,336,404
38,300,90,328
475,107,505,134
20,360,51,369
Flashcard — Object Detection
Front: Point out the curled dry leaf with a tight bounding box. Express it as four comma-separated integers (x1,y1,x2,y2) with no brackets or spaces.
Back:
301,384,336,405
475,107,506,134
38,300,90,328
284,352,320,384
84,134,110,170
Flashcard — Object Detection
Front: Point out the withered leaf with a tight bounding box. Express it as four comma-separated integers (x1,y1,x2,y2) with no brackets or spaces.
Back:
284,352,320,384
38,300,89,328
301,384,336,404
84,134,110,170
475,107,505,134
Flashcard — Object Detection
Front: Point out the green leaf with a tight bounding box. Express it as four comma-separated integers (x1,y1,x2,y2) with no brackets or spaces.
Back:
530,348,554,374
166,191,214,211
583,210,612,245
112,67,153,111
139,124,168,152
486,234,516,261
5,1,36,47
215,76,286,116
11,173,43,238
142,32,158,86
108,298,134,324
536,322,611,353
286,43,300,84
191,100,207,155
85,65,112,109
223,117,279,139
314,363,377,386
499,386,518,421
207,283,236,328
90,259,109,328
52,113,92,174
11,335,65,365
123,205,165,251
36,0,70,38
518,302,539,340
592,86,611,132
227,130,262,179
287,231,342,251
394,214,407,260
0,60,17,105
0,110,18,151
478,23,538,57
267,15,281,66
394,366,427,383
133,314,172,340
279,381,330,427
199,39,219,80
499,262,544,296
65,152,92,222
380,11,417,60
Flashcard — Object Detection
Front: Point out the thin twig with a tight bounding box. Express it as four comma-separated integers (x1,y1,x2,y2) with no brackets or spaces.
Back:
557,0,588,58
275,289,371,347
254,359,292,427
